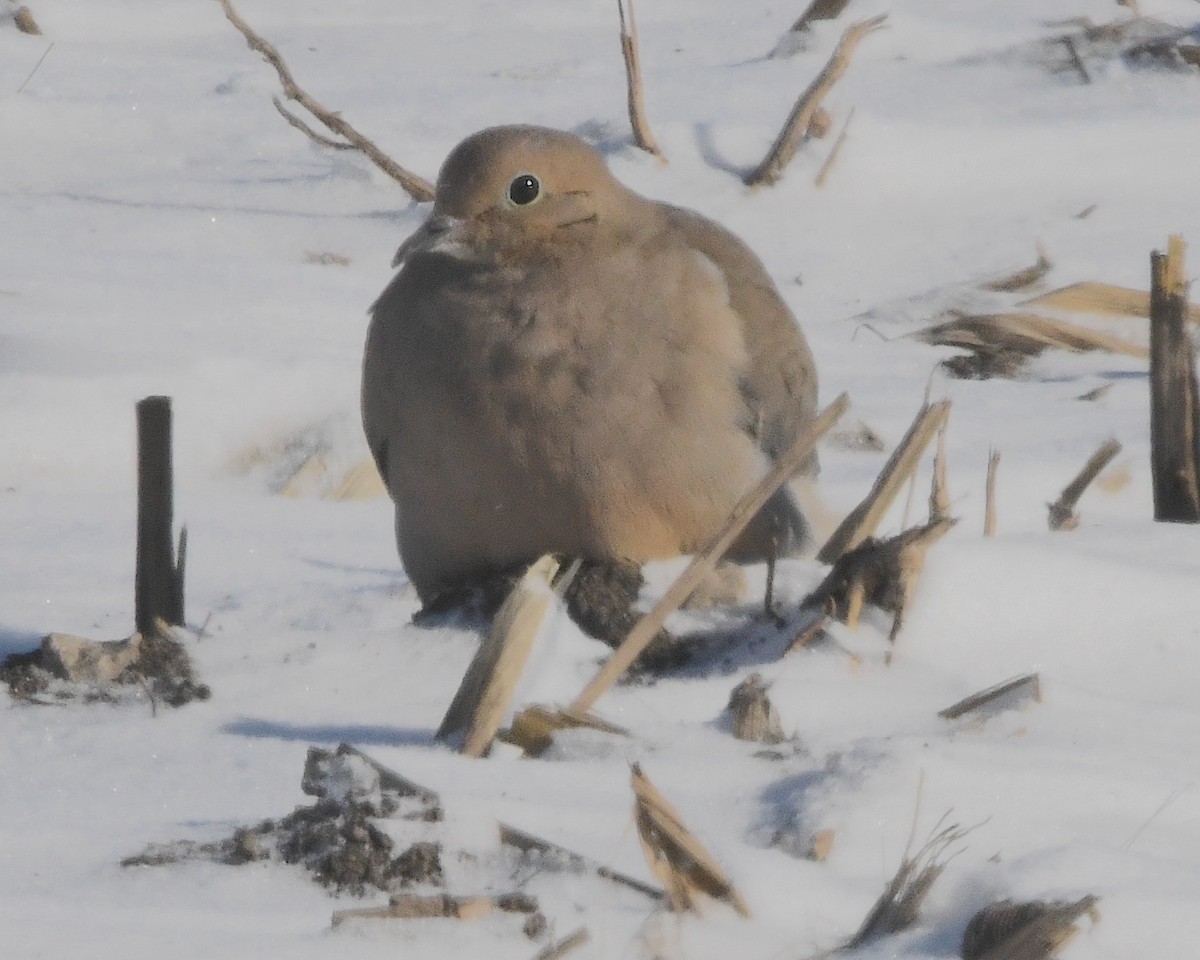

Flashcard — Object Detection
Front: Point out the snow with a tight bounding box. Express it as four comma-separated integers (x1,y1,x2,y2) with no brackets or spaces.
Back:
4,0,1200,957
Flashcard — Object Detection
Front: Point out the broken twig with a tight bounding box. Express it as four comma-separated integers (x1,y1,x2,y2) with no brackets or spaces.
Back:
217,0,435,201
747,14,886,188
1047,438,1122,531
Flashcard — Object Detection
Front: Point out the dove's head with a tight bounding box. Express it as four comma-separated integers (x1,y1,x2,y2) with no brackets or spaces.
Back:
393,126,643,268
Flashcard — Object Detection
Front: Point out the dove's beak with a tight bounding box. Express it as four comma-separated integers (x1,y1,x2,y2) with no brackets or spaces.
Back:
391,214,469,268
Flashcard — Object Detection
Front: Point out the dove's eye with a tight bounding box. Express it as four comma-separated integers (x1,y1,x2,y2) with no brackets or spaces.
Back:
507,174,541,206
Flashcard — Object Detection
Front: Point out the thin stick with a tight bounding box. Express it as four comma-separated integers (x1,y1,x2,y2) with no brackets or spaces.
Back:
818,400,951,564
1060,35,1092,84
1048,438,1122,531
217,0,435,202
928,419,950,523
617,0,665,161
532,928,590,960
272,96,357,150
746,15,887,188
984,449,1000,537
814,106,855,188
571,393,849,712
16,40,53,93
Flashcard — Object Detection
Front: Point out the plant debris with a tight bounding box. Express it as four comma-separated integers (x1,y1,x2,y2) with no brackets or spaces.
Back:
726,673,785,744
961,895,1100,960
631,763,751,917
123,743,444,896
1,624,209,708
938,674,1042,721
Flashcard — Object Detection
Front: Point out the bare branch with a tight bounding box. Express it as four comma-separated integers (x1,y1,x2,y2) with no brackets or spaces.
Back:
272,96,357,150
217,0,435,202
747,14,887,188
617,0,666,160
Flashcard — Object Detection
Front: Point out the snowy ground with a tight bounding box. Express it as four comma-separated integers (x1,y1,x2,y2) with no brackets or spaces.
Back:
3,0,1200,957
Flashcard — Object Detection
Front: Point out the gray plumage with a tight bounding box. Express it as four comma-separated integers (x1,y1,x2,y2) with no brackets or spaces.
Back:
362,125,818,604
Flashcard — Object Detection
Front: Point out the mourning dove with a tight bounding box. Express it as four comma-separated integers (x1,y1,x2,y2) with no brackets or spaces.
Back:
362,125,819,607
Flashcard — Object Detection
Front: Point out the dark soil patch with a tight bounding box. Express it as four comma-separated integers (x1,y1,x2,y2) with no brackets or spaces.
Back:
0,628,209,707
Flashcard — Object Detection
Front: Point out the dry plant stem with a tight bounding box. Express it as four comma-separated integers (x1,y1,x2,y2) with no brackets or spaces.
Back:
938,673,1041,720
531,928,590,960
1148,235,1200,522
844,816,971,947
1048,438,1122,531
818,400,951,564
437,556,558,757
746,15,887,188
1060,35,1092,83
272,96,357,150
499,824,664,901
1023,280,1200,323
962,896,1099,960
217,0,435,202
984,449,1000,537
814,106,855,188
617,0,665,161
981,245,1052,293
631,764,751,917
929,420,950,523
571,393,849,712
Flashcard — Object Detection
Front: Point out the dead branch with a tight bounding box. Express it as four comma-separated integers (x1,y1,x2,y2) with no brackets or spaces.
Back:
217,0,435,202
962,896,1100,960
498,823,664,902
1048,438,1122,531
813,106,855,188
746,14,887,188
631,764,750,917
818,400,951,564
617,0,665,161
272,96,357,150
984,448,1000,537
570,393,849,712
